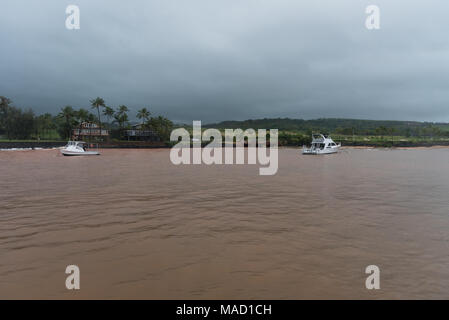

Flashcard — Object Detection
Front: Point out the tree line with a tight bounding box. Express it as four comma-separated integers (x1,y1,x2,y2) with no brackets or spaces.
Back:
0,96,173,141
206,117,449,138
3,97,449,142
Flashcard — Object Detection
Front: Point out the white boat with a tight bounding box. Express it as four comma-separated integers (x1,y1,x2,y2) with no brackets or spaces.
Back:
60,141,100,156
302,134,341,155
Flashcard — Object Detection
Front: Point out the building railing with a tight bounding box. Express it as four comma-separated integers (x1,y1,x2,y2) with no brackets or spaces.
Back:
124,130,157,137
73,129,109,136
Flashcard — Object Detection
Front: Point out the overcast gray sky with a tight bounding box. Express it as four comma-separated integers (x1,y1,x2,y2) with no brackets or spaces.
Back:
1,0,449,123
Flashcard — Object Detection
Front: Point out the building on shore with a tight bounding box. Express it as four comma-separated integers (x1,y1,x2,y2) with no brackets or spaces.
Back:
72,122,109,141
124,124,160,141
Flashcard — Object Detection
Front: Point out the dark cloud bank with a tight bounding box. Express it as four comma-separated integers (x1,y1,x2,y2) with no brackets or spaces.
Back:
1,0,449,123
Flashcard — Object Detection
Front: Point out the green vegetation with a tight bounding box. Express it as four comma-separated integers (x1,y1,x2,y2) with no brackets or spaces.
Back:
204,118,449,147
206,118,449,136
0,96,173,142
2,96,449,147
0,139,62,143
0,96,35,140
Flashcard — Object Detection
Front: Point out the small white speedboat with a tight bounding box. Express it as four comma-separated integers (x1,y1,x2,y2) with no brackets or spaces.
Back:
302,134,341,155
61,141,100,156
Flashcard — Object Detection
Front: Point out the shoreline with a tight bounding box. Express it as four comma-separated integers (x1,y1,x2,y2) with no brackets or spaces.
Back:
340,145,449,150
2,141,449,151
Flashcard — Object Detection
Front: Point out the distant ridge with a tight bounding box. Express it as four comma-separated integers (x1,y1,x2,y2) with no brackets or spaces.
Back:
203,118,449,136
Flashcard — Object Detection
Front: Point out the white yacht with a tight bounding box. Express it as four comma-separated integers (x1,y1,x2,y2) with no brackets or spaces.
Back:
60,141,100,156
302,134,341,155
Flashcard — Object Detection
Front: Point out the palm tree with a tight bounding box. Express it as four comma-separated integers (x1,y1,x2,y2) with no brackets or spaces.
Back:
75,108,90,141
0,96,12,139
58,106,76,139
118,105,129,114
90,97,105,140
86,113,97,142
35,113,54,140
137,107,151,126
102,106,115,127
148,115,173,141
114,105,129,137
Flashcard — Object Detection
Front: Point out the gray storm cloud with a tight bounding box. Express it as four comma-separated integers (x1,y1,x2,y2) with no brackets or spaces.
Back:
1,0,448,123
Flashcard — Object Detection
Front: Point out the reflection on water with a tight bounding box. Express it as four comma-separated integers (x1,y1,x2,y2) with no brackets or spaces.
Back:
0,148,449,299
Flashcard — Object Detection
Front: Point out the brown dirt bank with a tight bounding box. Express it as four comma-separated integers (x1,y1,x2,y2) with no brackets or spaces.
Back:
0,141,66,149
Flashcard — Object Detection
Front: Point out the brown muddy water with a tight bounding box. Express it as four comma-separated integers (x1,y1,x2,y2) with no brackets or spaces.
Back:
0,148,449,299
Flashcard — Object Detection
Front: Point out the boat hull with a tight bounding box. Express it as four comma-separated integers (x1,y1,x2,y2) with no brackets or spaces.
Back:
61,150,100,156
302,146,340,155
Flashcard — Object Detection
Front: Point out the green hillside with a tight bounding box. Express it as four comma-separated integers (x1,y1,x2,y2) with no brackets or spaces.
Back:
205,118,449,137
201,118,449,147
